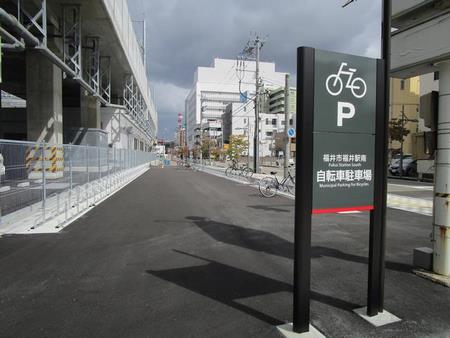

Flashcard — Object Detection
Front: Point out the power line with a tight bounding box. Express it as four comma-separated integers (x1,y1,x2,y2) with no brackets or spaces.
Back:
342,0,357,7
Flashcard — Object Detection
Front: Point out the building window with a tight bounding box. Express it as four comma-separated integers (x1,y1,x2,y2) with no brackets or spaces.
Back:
434,71,440,81
289,118,293,126
400,79,405,90
266,118,269,125
272,118,277,125
244,118,247,124
266,131,273,137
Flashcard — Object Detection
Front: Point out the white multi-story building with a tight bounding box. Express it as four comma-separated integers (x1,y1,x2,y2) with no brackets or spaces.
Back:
185,58,286,148
222,102,288,158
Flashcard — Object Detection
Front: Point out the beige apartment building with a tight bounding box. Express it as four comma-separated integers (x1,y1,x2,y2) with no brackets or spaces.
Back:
389,77,420,157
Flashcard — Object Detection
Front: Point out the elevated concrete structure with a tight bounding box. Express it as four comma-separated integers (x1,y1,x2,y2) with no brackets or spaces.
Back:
26,50,63,144
0,0,157,150
391,0,450,78
391,0,450,276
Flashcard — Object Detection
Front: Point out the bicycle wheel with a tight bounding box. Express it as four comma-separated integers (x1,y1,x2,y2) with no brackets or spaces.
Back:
326,74,343,96
259,177,277,198
351,77,367,98
285,177,295,195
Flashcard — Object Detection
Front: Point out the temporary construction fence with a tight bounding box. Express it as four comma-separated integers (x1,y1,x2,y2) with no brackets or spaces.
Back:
0,139,156,233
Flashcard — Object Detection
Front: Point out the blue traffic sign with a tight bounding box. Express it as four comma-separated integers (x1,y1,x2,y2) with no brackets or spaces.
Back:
287,128,296,138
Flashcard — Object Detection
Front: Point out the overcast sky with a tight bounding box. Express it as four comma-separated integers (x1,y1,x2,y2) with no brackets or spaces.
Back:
127,0,381,140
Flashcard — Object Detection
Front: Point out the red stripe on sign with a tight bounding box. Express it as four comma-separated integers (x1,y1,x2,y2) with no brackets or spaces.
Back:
312,205,374,214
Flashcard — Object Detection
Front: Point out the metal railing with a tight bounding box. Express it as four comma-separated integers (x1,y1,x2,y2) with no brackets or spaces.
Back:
0,139,155,232
103,0,157,127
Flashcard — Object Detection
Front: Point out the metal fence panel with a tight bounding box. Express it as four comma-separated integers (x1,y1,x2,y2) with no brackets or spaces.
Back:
0,139,155,230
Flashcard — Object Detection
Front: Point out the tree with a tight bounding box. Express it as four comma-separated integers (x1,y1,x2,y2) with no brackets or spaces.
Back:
176,145,189,159
226,135,248,163
274,132,285,155
389,117,410,144
192,144,201,159
200,137,215,159
210,145,223,161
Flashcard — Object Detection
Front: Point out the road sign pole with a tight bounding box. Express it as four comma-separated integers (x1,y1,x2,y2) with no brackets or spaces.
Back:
284,73,290,179
367,0,390,316
293,46,315,334
367,59,387,316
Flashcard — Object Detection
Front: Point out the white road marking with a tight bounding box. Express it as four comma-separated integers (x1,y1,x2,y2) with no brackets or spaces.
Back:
389,183,433,191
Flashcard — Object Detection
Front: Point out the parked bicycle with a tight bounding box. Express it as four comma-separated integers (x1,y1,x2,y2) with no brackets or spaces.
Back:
225,161,254,180
259,171,295,197
176,159,191,169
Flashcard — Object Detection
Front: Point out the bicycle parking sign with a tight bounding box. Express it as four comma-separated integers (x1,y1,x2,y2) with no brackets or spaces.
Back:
311,49,378,213
292,46,387,334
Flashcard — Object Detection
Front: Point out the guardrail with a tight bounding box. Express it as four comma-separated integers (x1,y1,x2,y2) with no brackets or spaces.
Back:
0,139,155,233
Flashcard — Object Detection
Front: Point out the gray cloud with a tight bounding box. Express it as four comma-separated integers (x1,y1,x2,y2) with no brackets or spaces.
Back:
128,0,381,139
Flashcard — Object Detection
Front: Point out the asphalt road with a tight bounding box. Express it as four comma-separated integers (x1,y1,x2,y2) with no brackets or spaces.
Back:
0,167,448,337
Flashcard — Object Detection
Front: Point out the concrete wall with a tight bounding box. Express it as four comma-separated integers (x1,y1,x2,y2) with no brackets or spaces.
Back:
101,106,151,151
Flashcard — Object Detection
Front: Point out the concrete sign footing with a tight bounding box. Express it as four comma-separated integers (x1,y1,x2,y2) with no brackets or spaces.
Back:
353,307,401,327
277,323,325,338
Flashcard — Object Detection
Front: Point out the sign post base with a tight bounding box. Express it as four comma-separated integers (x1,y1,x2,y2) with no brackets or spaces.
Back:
353,307,401,327
277,323,325,338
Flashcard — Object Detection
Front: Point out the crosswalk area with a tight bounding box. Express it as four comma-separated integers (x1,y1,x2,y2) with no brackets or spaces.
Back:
387,194,433,216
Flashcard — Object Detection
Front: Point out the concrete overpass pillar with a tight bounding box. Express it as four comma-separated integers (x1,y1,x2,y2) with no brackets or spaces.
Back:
433,60,450,276
80,93,101,129
26,50,63,144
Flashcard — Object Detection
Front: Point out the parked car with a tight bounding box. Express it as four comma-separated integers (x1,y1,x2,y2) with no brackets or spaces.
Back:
275,159,295,167
275,156,295,167
0,153,5,182
389,155,417,176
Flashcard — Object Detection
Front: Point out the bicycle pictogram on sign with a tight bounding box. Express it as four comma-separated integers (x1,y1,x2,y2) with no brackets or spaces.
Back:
326,62,367,99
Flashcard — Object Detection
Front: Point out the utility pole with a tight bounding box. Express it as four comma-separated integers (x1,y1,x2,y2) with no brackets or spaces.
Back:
399,104,405,178
200,106,203,164
284,74,290,178
238,34,265,173
247,119,251,169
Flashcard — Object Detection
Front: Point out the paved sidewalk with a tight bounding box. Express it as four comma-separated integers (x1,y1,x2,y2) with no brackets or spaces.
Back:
195,163,434,216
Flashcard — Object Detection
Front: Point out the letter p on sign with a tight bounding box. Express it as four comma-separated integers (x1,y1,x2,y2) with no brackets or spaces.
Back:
337,102,355,127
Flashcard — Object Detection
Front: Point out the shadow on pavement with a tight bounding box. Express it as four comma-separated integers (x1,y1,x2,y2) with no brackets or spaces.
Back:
186,216,412,273
146,250,361,326
247,205,292,213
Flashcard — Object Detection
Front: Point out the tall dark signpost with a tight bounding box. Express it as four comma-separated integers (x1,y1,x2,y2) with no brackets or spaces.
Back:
293,47,386,333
